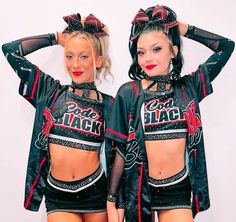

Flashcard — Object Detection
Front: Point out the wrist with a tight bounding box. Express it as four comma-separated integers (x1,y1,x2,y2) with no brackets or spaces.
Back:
107,193,117,202
184,25,195,38
49,33,58,46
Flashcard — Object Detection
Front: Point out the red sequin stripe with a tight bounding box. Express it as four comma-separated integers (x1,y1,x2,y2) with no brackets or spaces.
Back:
138,164,143,222
194,149,197,164
51,90,59,111
24,156,46,209
194,195,200,213
25,65,40,100
199,69,207,97
181,85,189,105
131,81,139,95
106,128,128,139
111,97,115,103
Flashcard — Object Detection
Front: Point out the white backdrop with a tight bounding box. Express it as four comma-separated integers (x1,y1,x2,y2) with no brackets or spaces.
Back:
0,0,235,221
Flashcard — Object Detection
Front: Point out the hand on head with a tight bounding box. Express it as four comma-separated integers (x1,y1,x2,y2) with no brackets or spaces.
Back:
178,22,188,36
56,32,69,47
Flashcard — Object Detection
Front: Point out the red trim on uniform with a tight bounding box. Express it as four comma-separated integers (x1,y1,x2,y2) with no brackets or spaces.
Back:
194,149,197,163
106,128,128,139
111,97,115,103
194,195,200,213
199,69,207,97
24,156,46,209
138,164,143,222
181,85,189,105
128,114,133,121
51,91,59,111
131,81,139,95
25,65,40,100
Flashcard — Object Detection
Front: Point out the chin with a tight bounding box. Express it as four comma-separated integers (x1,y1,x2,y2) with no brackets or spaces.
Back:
72,78,83,84
146,72,162,77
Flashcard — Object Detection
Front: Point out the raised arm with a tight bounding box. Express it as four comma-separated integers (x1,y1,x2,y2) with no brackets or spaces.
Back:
179,22,235,82
2,34,60,107
2,34,57,82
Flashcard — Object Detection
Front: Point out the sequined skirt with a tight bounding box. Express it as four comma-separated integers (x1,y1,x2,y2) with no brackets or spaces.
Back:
148,167,192,210
45,165,107,214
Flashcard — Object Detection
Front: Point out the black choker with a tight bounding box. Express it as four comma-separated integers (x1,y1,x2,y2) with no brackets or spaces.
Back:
71,81,97,90
142,73,171,83
71,81,99,99
142,73,172,92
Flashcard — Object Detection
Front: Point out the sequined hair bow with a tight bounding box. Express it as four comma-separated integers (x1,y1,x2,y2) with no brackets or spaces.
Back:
130,5,178,41
62,13,108,37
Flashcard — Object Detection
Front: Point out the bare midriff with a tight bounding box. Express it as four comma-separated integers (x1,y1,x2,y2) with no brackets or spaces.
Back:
49,143,100,181
145,138,186,179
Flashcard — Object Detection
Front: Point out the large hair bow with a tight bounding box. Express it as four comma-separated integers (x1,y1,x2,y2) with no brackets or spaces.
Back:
130,5,178,41
62,13,108,37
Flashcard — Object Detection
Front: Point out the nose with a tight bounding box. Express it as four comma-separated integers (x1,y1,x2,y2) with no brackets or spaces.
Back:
72,58,80,69
145,51,152,62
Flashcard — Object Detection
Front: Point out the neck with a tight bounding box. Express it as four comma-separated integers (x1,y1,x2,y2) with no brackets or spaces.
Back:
142,73,172,92
71,81,97,90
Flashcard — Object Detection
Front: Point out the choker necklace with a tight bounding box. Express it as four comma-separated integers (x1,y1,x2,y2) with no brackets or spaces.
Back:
71,81,99,99
142,73,171,92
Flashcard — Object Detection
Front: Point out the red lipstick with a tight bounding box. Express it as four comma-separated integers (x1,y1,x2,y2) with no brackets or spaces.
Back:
145,64,157,70
72,71,83,76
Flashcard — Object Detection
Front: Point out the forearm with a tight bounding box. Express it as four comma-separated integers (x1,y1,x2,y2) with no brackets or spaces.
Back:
184,25,235,81
2,33,57,57
2,33,57,82
107,144,126,202
184,25,234,53
108,153,125,196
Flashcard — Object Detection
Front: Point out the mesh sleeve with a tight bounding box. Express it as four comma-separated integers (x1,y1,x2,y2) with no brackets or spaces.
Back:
108,142,126,199
184,25,235,82
2,34,57,83
2,34,58,107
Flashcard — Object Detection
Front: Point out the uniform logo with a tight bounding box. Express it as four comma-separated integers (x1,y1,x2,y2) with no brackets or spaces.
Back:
144,98,185,125
183,100,202,147
55,101,103,136
125,116,142,170
35,107,54,150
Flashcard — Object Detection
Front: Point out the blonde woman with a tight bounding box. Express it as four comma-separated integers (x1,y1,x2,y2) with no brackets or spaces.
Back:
2,13,113,222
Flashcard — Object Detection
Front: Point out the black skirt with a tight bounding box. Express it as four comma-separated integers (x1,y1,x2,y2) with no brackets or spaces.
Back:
45,165,107,214
148,167,192,210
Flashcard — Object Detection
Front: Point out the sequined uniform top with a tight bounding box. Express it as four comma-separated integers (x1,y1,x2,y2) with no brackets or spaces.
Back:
144,89,188,140
49,90,105,151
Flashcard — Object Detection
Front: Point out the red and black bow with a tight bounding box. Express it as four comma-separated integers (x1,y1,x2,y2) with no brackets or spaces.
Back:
63,13,108,37
130,5,178,41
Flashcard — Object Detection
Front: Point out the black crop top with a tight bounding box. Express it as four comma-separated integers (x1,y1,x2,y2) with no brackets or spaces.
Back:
144,89,188,140
48,90,105,151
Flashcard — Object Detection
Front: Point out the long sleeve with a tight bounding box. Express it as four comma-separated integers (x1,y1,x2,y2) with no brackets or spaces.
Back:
2,34,57,82
108,142,126,207
184,25,235,82
182,26,234,102
2,34,59,107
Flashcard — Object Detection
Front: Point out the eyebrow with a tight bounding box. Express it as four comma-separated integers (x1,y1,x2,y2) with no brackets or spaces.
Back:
137,42,162,50
65,50,90,54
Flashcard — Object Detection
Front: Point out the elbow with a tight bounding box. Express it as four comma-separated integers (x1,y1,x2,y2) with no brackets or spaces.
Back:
228,39,235,55
1,43,9,56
